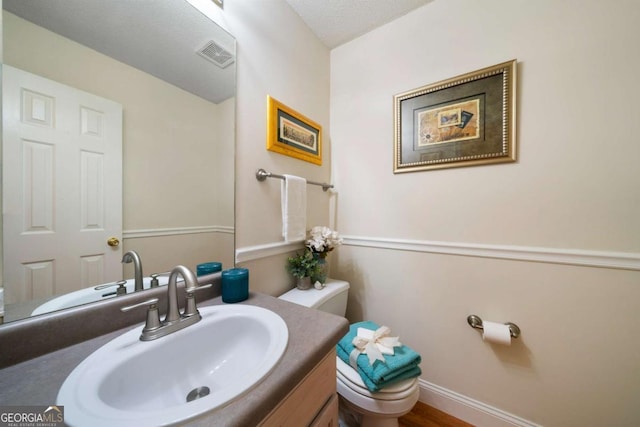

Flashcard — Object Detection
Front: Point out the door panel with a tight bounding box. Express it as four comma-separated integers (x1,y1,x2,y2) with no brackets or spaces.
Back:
3,65,123,304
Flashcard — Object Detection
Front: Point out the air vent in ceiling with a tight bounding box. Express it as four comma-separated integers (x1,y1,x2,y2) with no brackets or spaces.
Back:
197,40,234,69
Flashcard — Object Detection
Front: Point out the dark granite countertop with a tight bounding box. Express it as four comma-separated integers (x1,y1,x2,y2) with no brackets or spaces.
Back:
0,292,349,426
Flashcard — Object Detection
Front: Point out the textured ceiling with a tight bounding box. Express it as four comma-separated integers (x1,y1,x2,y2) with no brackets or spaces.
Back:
284,0,433,48
3,0,235,104
4,0,433,103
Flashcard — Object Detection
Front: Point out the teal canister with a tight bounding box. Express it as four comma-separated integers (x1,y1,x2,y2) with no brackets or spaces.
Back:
221,268,249,303
196,262,222,276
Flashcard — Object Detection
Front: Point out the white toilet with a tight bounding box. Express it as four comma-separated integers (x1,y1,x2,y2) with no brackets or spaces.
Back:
279,279,420,427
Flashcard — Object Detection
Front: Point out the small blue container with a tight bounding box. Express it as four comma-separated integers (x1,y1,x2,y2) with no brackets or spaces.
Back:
197,262,222,276
221,268,249,303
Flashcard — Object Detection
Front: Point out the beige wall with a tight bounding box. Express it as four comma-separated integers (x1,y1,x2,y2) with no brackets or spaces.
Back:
330,0,640,426
198,0,332,294
15,0,633,424
215,96,236,229
4,11,233,277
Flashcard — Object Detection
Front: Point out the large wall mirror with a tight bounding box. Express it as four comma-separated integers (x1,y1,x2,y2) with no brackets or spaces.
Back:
1,0,236,323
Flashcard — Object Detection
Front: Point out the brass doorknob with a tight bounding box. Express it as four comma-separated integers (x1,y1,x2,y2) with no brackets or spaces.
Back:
107,237,120,247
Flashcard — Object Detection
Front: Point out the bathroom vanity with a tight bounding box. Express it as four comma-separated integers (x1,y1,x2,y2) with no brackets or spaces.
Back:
261,350,338,426
0,292,348,426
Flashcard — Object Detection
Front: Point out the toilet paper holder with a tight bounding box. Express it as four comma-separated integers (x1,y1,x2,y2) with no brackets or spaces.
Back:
467,314,521,338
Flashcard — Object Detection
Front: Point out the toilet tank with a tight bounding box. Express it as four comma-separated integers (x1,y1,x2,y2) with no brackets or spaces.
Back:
278,279,350,317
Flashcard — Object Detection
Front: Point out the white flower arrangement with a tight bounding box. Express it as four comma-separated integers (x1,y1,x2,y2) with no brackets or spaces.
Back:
306,226,343,258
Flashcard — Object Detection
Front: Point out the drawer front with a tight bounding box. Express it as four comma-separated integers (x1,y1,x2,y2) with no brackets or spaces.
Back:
260,350,336,427
310,393,338,427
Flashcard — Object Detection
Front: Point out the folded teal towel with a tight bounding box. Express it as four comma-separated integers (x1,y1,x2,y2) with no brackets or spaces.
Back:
337,344,422,392
337,321,422,392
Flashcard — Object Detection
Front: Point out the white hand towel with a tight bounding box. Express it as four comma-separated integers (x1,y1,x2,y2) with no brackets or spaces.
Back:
281,174,306,241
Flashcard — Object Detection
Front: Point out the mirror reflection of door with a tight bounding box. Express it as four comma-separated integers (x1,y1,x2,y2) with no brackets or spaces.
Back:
2,65,123,305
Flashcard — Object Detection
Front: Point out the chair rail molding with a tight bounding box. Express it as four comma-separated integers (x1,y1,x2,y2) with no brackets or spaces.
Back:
235,240,305,264
342,235,640,271
124,225,233,239
234,235,640,271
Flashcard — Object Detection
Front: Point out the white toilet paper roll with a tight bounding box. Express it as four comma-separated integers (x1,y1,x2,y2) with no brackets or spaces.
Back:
482,321,511,346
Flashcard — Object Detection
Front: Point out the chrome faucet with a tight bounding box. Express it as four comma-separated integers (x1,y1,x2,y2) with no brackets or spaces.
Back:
165,265,196,323
121,265,212,341
122,250,144,292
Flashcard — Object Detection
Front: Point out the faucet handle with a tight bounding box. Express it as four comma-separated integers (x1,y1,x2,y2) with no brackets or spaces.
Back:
150,271,171,288
150,274,160,288
94,280,127,291
185,283,213,294
121,297,159,312
116,281,128,296
121,298,161,336
183,283,213,317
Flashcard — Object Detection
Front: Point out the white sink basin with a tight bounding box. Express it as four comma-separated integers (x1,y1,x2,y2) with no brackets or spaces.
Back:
31,277,170,316
57,304,288,426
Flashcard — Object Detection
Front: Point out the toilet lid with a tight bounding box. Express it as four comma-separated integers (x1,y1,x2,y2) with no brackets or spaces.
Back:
336,356,418,401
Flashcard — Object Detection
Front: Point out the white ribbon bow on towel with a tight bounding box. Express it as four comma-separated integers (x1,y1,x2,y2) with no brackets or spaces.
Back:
349,326,402,367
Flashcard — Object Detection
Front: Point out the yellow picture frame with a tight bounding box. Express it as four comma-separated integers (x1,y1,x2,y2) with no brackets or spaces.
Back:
267,96,322,165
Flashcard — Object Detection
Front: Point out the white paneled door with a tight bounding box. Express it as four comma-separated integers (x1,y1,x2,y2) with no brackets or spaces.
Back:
2,65,123,305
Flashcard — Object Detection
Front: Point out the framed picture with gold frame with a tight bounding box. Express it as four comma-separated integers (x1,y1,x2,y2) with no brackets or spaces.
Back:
393,60,517,173
267,96,322,165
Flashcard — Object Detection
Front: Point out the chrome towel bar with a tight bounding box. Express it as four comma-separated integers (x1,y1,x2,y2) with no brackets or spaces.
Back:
467,314,521,338
256,168,334,192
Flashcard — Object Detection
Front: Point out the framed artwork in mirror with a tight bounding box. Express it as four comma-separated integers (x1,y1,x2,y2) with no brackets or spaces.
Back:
267,96,322,165
393,59,517,173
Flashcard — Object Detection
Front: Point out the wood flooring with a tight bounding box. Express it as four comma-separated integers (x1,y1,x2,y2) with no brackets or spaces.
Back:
398,401,475,427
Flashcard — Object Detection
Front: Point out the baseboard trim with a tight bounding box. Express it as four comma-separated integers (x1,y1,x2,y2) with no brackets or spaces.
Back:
124,225,234,239
343,235,640,271
418,380,542,427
